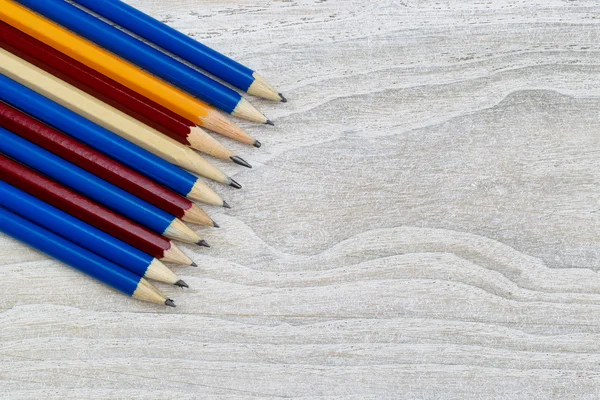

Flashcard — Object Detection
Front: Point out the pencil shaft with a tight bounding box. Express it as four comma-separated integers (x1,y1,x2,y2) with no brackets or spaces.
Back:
0,206,142,298
0,73,206,201
0,102,200,222
0,21,194,142
75,0,282,100
0,154,176,259
0,48,232,185
0,0,257,138
0,22,238,160
0,126,181,237
0,181,156,279
72,0,257,93
17,0,261,117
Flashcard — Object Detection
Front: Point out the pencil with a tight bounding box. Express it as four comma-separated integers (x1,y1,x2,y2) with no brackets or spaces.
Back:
16,0,270,123
0,102,216,228
72,0,284,102
0,127,206,245
0,0,264,143
0,73,228,207
0,181,187,286
0,206,175,306
0,155,195,266
0,48,241,188
0,21,252,167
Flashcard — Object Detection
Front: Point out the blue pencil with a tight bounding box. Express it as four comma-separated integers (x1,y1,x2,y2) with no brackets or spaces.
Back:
0,127,204,245
17,0,270,123
0,180,187,286
0,73,228,208
0,205,175,306
71,0,285,102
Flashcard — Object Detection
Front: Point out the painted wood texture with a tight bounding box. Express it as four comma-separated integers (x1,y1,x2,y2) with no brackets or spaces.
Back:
2,0,600,398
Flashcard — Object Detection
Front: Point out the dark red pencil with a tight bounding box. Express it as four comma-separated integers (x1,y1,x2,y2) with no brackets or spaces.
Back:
0,102,216,228
0,154,194,266
0,21,251,168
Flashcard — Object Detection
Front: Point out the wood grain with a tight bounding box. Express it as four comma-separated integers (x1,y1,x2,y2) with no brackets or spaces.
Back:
2,0,600,398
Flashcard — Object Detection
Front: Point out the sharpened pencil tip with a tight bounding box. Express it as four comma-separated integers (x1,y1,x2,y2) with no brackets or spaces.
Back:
230,156,252,169
213,221,220,228
223,200,232,209
175,280,189,288
266,120,275,126
197,240,211,248
191,261,198,267
229,178,242,189
279,93,287,103
165,299,176,307
253,140,262,148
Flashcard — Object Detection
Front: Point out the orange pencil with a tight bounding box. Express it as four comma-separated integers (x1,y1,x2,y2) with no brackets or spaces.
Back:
0,0,260,146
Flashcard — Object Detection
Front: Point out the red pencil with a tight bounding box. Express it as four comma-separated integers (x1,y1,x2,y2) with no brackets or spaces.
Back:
0,102,216,228
0,21,253,167
0,154,195,266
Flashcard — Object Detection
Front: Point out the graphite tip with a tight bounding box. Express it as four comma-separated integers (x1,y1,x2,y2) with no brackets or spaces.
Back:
190,261,198,267
279,93,288,103
265,120,275,126
230,156,252,169
165,299,176,307
175,280,189,288
253,140,262,148
222,200,232,209
197,239,211,248
229,178,242,189
213,221,220,228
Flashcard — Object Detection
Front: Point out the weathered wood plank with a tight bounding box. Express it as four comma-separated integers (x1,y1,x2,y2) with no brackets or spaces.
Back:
2,0,600,398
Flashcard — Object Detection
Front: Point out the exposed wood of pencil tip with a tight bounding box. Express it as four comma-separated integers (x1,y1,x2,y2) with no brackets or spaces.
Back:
145,258,184,285
132,278,171,306
164,218,202,244
232,98,269,124
187,180,226,207
186,126,236,160
143,278,177,306
177,145,233,185
161,242,194,266
188,128,252,168
182,203,216,227
248,72,284,102
199,110,258,146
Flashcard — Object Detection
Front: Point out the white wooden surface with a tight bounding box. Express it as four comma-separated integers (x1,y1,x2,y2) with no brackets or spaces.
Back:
2,0,600,398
